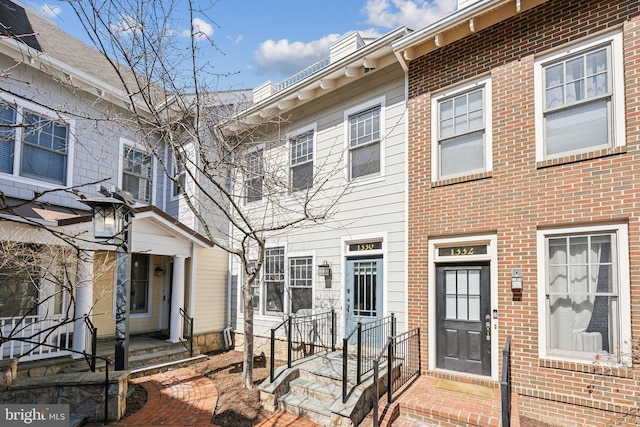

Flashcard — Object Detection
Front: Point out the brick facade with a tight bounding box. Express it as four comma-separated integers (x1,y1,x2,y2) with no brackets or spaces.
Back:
407,0,640,424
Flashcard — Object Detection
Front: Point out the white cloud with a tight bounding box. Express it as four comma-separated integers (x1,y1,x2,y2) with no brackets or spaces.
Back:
363,0,457,30
40,3,61,19
180,18,214,40
109,14,142,36
254,33,343,77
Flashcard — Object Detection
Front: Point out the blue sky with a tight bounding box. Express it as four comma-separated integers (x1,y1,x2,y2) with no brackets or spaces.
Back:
21,0,458,90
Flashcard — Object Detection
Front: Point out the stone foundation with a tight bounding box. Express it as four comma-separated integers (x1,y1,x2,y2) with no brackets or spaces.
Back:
0,359,18,386
0,371,129,422
193,330,226,353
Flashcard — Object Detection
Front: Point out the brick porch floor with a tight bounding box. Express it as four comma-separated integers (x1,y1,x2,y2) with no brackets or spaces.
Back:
377,374,520,427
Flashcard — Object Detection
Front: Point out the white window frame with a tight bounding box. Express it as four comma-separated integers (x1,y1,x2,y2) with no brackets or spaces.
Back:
534,30,625,162
118,137,155,205
244,147,264,204
0,94,75,188
287,252,315,315
112,253,153,319
263,245,286,315
537,223,631,364
288,124,316,192
431,76,492,182
344,96,386,184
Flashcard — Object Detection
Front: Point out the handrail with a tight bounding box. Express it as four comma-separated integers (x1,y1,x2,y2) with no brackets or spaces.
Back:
342,314,396,403
372,328,421,427
84,316,98,372
501,336,512,427
179,308,194,357
372,336,394,427
269,310,335,382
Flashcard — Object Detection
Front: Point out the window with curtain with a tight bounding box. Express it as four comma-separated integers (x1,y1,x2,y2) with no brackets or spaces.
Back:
130,253,149,314
542,44,612,157
264,247,285,314
545,232,618,357
349,106,381,180
290,131,313,191
289,257,312,314
122,146,153,203
437,86,486,179
20,111,69,185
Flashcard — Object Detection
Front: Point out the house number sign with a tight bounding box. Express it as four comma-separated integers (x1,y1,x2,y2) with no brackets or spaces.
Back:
349,241,382,252
438,245,487,257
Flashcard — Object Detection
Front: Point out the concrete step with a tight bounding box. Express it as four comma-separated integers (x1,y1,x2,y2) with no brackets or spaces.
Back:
288,376,342,404
278,392,332,426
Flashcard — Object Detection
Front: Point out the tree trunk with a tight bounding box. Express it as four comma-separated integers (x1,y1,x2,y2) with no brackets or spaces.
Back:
242,275,254,389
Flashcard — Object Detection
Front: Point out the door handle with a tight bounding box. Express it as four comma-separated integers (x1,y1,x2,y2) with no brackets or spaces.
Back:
485,314,491,341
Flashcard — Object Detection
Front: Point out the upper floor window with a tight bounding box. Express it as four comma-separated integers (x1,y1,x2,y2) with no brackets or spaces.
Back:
290,131,314,191
121,142,153,203
432,77,492,181
538,224,630,363
535,31,624,161
346,98,384,181
0,101,71,186
244,149,263,203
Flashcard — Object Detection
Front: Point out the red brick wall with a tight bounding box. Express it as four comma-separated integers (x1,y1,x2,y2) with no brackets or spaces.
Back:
407,0,640,424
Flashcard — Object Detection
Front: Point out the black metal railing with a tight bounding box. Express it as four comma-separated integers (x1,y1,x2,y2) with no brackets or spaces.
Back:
371,327,421,427
179,308,194,357
501,336,512,427
84,316,98,372
270,310,336,382
342,313,396,403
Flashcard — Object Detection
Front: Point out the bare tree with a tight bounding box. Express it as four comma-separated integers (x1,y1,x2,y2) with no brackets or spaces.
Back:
66,0,349,388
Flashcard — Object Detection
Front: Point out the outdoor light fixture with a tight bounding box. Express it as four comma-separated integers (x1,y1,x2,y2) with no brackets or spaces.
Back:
154,266,165,277
318,260,332,278
511,268,523,291
80,186,135,371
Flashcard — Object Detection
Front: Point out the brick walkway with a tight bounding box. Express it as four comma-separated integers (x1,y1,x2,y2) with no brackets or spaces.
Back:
97,367,318,427
108,368,218,426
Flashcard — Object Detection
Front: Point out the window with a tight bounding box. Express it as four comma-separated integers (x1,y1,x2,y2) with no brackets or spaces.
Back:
264,247,285,313
130,253,150,314
348,103,382,180
244,149,263,203
539,224,630,362
122,144,153,203
536,31,624,160
289,257,312,314
290,131,313,191
0,101,71,185
171,156,186,198
0,257,38,317
432,77,492,181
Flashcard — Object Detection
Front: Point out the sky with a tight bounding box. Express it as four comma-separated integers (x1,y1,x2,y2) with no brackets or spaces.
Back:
20,0,459,91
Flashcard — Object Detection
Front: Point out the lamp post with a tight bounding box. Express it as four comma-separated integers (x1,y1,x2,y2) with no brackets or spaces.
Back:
81,186,135,371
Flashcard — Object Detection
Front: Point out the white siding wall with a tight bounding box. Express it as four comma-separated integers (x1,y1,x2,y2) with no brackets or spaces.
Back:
234,63,407,339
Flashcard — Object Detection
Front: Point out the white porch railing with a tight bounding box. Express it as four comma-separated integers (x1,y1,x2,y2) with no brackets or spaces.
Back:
0,315,73,361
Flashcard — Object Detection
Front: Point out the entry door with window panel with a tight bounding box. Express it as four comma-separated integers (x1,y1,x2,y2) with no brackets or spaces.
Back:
345,258,383,338
436,263,491,376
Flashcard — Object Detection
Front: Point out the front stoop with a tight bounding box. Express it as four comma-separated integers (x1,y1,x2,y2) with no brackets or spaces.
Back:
377,374,521,427
259,351,392,427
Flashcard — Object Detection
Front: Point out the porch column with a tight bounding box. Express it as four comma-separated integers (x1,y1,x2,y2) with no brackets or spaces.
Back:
72,250,94,356
169,256,186,343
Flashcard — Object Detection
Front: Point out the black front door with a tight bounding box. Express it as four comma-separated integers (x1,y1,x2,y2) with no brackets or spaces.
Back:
436,263,491,376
